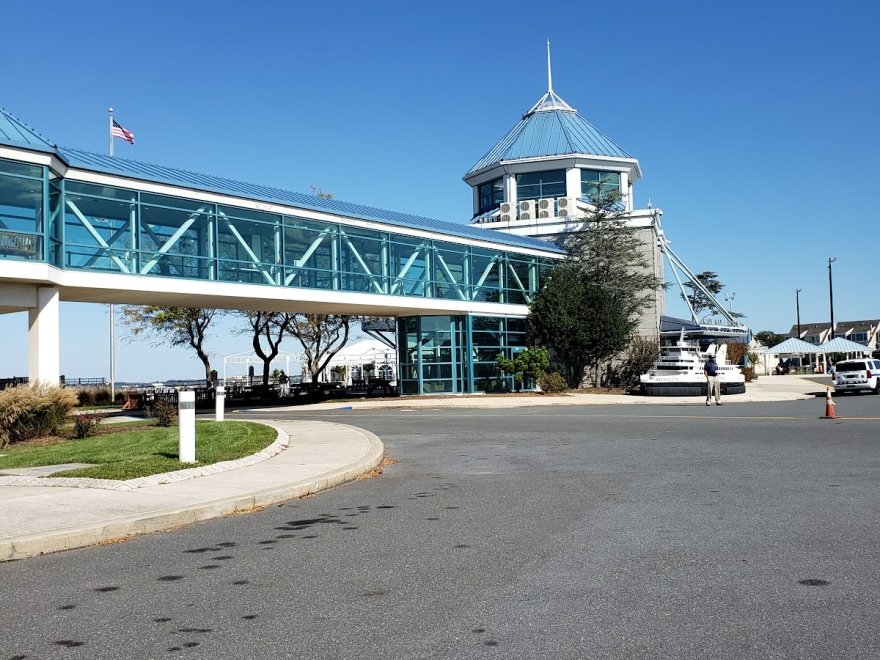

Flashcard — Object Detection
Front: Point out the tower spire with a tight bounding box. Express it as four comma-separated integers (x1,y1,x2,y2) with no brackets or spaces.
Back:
524,39,575,116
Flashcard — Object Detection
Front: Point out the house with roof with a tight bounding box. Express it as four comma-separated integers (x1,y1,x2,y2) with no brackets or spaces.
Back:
787,321,880,351
788,323,833,345
832,320,880,350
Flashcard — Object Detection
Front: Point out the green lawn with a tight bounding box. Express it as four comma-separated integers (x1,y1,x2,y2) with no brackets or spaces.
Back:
0,420,277,480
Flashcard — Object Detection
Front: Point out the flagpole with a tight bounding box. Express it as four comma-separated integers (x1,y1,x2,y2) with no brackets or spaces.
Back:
108,107,114,158
108,107,116,404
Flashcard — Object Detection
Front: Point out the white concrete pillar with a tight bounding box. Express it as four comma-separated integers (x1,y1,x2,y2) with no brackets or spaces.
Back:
620,171,631,210
215,386,225,422
565,168,581,201
178,390,196,463
27,286,60,385
503,174,517,210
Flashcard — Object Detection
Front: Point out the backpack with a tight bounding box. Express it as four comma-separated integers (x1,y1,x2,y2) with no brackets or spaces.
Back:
705,359,718,377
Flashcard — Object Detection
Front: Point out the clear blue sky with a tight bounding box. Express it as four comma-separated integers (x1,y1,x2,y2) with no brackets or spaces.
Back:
2,0,878,382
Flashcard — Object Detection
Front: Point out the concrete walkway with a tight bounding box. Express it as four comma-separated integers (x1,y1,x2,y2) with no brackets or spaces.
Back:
281,374,826,411
0,421,383,562
0,375,823,562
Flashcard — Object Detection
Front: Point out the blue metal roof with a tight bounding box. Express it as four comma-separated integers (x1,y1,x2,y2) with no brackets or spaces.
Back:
466,98,633,176
0,107,56,152
0,106,561,254
56,147,560,253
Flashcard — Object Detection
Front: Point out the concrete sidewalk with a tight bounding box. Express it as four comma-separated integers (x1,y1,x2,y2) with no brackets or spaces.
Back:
0,421,383,562
279,374,826,411
0,375,823,562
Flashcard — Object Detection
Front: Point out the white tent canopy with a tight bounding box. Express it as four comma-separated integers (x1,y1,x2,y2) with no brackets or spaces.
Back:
222,350,302,383
325,339,396,384
766,337,825,354
763,336,874,375
819,337,874,356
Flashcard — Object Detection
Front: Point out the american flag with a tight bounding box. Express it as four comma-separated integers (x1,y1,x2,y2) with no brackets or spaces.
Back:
111,119,135,145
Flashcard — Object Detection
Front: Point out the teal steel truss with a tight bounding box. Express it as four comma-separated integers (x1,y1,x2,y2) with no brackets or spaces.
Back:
25,178,554,304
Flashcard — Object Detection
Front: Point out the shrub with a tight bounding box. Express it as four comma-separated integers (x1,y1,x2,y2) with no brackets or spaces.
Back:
746,351,761,380
727,343,748,367
73,412,105,439
149,398,178,427
538,372,568,394
76,388,96,407
0,382,78,448
613,336,660,391
93,387,112,405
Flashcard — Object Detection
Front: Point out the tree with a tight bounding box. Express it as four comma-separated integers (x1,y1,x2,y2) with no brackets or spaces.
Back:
754,330,787,349
682,271,723,316
121,306,220,384
235,311,295,386
528,263,634,388
496,347,550,391
609,335,660,391
538,190,662,386
287,314,351,384
559,190,663,329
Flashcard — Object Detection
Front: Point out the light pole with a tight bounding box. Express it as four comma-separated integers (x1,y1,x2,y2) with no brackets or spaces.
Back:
724,292,736,313
828,257,837,339
796,288,802,338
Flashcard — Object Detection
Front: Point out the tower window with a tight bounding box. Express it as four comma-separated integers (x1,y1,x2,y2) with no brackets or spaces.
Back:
478,177,504,214
516,170,565,201
581,169,620,201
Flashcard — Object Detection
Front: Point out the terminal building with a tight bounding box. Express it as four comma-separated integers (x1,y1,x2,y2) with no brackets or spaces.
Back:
0,71,668,394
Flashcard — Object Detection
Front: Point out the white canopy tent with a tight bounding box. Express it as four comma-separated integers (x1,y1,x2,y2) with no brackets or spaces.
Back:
222,350,303,384
819,337,874,357
764,336,875,375
764,337,829,374
323,339,397,384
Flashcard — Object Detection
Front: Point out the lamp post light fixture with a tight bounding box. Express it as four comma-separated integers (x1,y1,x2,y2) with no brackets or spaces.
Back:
724,292,736,313
828,257,837,340
796,288,802,338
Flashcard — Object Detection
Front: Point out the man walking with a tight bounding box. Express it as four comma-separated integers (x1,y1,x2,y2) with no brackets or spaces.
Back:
705,353,722,405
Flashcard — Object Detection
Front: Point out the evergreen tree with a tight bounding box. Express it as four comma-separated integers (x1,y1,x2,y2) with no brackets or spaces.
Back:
528,263,634,388
558,190,662,327
531,191,663,385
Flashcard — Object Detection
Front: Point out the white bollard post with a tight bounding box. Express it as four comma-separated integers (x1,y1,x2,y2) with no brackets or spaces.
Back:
178,390,196,463
215,385,225,422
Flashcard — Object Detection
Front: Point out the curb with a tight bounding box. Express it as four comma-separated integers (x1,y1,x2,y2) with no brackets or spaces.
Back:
0,425,384,562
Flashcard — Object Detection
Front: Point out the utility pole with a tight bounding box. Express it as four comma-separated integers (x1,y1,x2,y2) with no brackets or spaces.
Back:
828,257,837,340
796,288,802,338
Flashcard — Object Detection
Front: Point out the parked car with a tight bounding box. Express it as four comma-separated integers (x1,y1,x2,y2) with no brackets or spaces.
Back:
832,359,880,394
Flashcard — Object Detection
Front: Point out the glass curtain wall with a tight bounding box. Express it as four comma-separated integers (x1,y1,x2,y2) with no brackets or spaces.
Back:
0,163,555,306
397,315,531,395
0,160,46,262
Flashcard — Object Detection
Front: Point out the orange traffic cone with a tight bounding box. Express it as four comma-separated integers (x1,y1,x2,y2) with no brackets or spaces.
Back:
821,387,837,419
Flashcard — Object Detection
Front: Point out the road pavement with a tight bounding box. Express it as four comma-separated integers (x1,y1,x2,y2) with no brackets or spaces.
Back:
0,375,828,561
